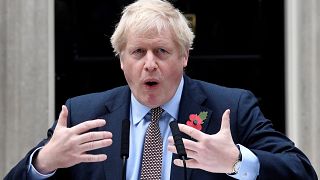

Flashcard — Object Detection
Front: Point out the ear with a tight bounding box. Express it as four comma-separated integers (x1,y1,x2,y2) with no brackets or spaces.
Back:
182,50,189,67
120,60,124,70
119,54,124,70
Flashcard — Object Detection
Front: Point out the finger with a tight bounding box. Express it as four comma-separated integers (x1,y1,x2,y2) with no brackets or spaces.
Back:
79,139,113,152
220,109,231,131
72,119,106,134
183,137,202,150
167,144,177,154
173,158,199,169
168,136,174,145
57,105,68,127
178,124,204,141
78,131,112,144
80,154,107,163
168,144,198,159
168,136,200,154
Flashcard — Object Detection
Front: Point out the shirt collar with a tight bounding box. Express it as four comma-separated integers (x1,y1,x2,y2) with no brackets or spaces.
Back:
131,76,184,125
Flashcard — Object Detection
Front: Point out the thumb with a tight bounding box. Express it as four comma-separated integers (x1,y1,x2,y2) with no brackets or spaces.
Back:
220,109,231,131
57,105,68,127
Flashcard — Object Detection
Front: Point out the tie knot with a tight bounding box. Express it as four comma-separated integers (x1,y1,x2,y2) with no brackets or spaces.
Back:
151,107,164,123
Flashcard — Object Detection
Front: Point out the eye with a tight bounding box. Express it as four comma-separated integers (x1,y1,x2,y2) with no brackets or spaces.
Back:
131,48,146,59
157,48,168,54
132,48,144,55
155,48,170,59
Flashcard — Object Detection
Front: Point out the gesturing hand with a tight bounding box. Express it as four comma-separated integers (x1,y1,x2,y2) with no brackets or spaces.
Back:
168,109,239,173
34,105,113,174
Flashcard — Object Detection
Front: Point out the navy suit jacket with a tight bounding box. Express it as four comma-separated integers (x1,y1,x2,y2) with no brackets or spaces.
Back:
5,75,317,180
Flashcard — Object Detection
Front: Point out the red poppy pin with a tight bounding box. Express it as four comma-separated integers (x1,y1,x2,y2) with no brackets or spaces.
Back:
186,111,208,131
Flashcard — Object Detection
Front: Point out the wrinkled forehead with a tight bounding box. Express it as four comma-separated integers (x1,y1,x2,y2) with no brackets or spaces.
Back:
128,26,173,39
118,14,181,54
129,17,173,36
120,27,179,58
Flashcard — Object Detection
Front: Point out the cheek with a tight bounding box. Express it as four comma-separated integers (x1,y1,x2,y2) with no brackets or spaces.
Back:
163,65,184,84
122,65,131,78
120,57,130,72
120,61,130,79
122,62,140,80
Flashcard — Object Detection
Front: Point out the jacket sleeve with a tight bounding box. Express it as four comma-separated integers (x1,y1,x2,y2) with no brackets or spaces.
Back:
236,90,318,180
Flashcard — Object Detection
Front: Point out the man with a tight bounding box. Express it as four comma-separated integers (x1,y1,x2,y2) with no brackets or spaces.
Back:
5,0,317,179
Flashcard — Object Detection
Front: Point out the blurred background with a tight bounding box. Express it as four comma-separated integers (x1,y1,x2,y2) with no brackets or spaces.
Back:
0,0,319,177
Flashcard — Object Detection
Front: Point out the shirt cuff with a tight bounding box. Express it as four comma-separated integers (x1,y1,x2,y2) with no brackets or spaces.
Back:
227,144,260,180
27,147,56,179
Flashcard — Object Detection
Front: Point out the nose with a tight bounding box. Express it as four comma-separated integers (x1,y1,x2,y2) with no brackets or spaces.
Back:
144,51,158,72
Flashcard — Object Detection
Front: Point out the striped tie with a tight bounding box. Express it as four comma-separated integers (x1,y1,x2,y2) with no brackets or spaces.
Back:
140,107,164,180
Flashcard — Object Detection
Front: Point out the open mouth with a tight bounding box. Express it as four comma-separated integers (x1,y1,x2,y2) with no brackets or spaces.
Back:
144,78,160,88
145,81,158,87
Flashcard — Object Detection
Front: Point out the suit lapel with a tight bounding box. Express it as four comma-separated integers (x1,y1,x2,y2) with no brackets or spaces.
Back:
171,75,213,180
99,87,131,180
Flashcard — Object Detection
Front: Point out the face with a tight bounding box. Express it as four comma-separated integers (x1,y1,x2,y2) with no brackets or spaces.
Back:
120,28,188,108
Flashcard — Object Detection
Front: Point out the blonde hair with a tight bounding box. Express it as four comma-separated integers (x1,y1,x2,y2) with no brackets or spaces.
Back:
110,0,195,56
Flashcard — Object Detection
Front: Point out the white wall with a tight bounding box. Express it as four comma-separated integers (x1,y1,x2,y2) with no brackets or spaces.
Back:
0,0,54,177
286,0,320,174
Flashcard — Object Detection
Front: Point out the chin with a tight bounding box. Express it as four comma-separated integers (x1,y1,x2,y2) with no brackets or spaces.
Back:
144,101,160,108
138,93,170,108
143,99,162,108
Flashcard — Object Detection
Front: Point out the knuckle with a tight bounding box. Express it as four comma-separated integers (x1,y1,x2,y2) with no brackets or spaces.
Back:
89,132,95,141
202,136,210,143
87,156,94,162
90,141,94,149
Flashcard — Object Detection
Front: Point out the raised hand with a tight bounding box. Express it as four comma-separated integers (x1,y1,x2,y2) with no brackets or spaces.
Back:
34,105,113,174
168,109,239,173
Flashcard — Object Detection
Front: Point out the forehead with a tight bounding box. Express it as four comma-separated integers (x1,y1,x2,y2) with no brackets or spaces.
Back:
126,28,176,46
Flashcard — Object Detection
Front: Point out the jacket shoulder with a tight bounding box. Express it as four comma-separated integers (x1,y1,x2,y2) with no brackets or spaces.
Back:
68,85,129,104
189,78,252,101
65,86,130,123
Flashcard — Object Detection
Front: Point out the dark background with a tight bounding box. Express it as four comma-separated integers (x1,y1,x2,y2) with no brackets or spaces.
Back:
55,0,285,133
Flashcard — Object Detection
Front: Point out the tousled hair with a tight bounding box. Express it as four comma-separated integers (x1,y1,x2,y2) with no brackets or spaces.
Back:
110,0,195,56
